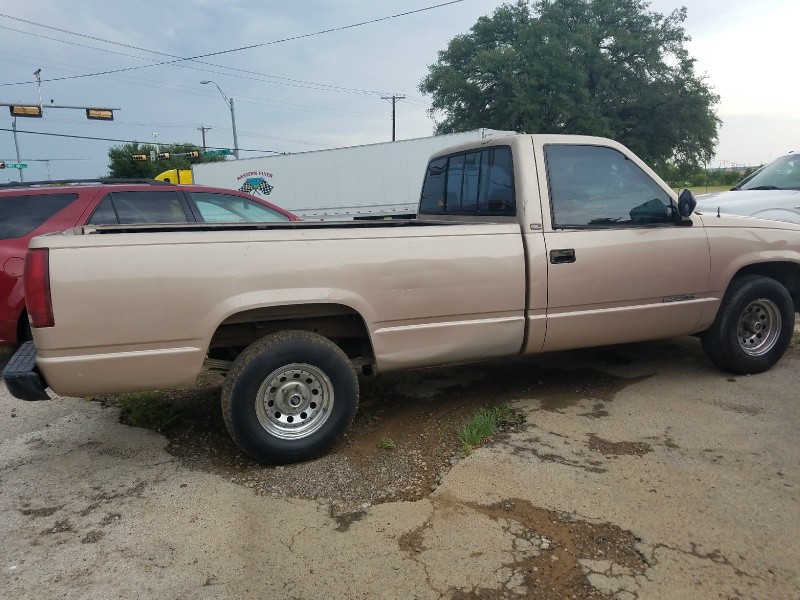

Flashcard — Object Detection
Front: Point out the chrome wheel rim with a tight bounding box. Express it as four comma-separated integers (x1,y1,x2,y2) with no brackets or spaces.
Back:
737,298,781,356
255,363,334,440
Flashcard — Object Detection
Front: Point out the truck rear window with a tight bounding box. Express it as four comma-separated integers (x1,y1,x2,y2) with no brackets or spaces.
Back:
0,193,78,240
419,146,515,216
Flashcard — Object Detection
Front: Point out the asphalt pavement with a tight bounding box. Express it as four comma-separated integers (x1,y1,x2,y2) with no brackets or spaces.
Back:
1,335,798,599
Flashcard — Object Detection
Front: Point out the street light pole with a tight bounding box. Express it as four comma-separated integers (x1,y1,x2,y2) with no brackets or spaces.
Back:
12,117,24,182
201,80,240,159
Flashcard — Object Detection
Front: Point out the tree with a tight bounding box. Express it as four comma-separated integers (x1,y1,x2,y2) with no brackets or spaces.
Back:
106,142,224,179
419,0,720,170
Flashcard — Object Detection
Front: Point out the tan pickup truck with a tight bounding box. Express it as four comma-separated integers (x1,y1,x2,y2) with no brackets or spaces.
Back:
5,134,800,464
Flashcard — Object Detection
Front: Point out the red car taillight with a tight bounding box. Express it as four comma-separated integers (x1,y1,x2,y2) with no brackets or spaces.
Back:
24,248,54,328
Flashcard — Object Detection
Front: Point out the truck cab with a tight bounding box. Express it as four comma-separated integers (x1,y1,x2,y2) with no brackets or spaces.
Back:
418,134,712,352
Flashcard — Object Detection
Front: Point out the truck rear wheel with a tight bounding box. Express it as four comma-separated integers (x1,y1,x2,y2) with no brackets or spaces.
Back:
701,275,795,374
221,330,359,464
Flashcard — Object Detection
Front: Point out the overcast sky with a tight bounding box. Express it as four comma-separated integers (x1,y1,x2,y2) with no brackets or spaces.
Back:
1,0,797,182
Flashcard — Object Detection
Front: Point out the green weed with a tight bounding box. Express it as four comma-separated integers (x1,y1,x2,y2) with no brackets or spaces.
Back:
377,436,397,450
118,391,182,432
457,403,524,453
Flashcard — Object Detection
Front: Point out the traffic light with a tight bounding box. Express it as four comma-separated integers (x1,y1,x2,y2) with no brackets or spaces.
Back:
9,105,42,118
186,150,200,158
132,155,148,161
86,108,114,121
157,152,171,160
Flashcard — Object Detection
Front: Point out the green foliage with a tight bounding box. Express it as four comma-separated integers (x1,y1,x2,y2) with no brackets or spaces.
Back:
457,403,524,453
106,142,224,179
377,436,397,450
420,0,720,171
657,163,759,189
118,391,182,432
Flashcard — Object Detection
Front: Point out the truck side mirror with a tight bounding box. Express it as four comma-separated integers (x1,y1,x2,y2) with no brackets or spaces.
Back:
678,188,697,217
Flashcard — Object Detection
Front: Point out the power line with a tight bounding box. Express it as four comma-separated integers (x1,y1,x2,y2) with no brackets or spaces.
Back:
0,127,284,154
0,157,104,162
3,67,377,125
0,1,465,88
0,24,387,97
0,46,422,121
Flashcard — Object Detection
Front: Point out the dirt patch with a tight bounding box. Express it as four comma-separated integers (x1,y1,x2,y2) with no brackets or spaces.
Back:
579,402,610,419
788,327,800,355
96,351,648,512
709,400,761,415
42,519,74,535
161,367,519,513
80,530,104,544
450,498,647,599
115,356,639,508
19,505,62,518
587,435,652,457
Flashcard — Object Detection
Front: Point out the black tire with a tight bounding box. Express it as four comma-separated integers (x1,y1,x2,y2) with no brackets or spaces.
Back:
221,330,358,464
701,275,795,374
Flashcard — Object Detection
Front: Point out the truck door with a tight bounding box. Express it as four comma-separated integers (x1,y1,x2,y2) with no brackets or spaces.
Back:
536,142,711,352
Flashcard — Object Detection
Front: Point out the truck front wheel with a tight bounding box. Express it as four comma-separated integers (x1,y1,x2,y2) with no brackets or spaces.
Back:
701,275,795,374
221,330,359,464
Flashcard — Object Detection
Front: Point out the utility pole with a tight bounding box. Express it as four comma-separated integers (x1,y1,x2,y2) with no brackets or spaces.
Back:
197,125,212,152
381,94,405,142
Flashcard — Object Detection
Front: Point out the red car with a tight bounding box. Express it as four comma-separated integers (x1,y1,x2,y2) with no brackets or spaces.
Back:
0,179,298,346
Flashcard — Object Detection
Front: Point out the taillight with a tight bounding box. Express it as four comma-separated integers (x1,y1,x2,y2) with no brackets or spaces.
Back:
24,248,54,328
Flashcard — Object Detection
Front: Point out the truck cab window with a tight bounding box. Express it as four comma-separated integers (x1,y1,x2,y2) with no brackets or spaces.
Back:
419,157,447,214
446,154,466,213
419,146,515,216
546,145,672,227
479,147,514,214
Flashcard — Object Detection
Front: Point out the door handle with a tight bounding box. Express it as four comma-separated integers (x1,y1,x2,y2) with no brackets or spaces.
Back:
550,249,576,264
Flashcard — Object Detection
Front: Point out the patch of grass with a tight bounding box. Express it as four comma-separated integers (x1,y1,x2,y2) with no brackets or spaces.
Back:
457,403,525,454
377,436,397,450
118,391,183,432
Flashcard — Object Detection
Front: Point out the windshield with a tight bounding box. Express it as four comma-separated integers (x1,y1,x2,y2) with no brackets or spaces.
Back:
735,153,800,190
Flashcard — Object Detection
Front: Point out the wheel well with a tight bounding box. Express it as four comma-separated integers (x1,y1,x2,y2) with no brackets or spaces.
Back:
733,262,800,312
208,303,374,365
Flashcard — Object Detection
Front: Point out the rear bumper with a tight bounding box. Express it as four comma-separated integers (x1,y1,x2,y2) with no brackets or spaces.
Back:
2,341,50,401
